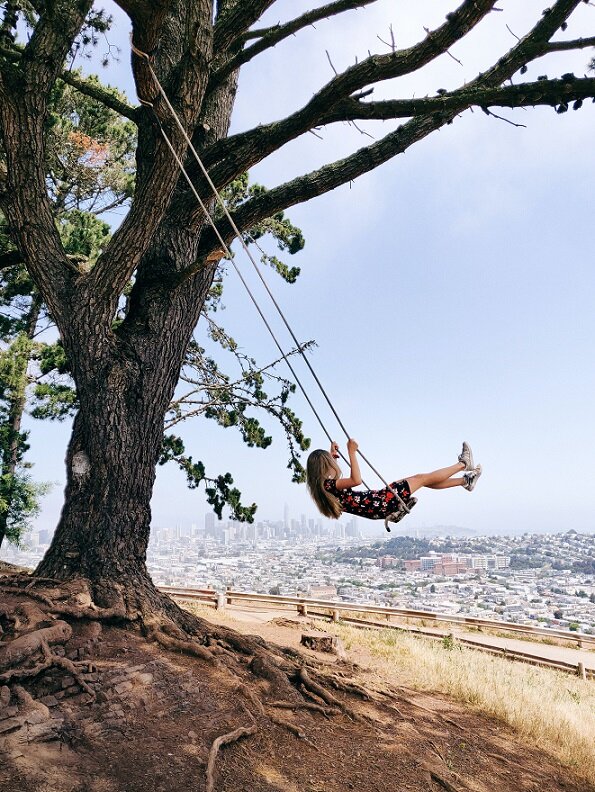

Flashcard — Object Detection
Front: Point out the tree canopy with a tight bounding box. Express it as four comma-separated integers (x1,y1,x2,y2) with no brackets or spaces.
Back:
0,1,593,594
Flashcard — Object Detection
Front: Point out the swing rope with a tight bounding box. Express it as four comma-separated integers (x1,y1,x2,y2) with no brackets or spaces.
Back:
131,43,411,514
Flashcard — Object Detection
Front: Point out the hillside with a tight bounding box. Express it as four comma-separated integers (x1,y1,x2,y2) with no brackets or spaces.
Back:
1,583,593,792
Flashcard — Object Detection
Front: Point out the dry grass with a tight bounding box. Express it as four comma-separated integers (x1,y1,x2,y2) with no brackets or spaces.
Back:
329,622,595,786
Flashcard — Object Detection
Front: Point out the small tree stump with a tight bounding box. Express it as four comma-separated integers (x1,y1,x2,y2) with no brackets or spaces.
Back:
300,632,341,654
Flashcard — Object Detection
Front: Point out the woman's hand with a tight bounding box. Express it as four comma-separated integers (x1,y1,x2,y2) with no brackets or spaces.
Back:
335,438,362,489
330,440,340,459
347,438,358,455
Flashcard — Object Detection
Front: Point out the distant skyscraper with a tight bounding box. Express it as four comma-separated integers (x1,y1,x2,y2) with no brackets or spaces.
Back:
205,512,216,537
284,503,289,529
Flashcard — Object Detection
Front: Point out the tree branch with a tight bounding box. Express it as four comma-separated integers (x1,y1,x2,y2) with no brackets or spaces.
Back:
59,71,138,122
0,44,138,121
546,35,595,52
18,1,94,94
186,0,586,272
202,0,498,181
113,0,171,54
324,77,595,122
476,0,584,84
0,2,95,322
213,0,379,85
190,112,446,274
90,2,217,310
204,0,582,190
214,1,277,53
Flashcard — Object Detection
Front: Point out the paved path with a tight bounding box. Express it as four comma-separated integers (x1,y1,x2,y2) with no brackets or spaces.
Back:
222,604,595,674
415,623,595,671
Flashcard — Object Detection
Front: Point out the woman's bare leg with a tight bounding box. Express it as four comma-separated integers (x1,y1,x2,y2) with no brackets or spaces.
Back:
427,477,465,489
405,462,465,494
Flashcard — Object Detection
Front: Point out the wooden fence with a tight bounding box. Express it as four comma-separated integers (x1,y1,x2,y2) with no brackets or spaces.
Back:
159,585,594,679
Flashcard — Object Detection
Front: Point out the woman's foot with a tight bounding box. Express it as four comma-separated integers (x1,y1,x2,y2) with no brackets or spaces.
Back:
463,464,482,491
458,441,474,471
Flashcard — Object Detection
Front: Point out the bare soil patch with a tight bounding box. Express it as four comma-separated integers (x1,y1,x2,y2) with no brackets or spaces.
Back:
0,586,590,792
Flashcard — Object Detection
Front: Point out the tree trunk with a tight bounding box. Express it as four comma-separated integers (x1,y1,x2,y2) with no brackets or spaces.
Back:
36,252,216,600
36,388,162,588
0,294,42,548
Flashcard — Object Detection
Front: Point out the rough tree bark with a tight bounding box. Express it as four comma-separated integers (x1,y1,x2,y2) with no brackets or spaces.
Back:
0,0,593,613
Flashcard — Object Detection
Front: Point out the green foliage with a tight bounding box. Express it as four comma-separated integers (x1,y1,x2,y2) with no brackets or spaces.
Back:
442,634,459,651
0,473,49,547
568,622,580,632
30,383,77,421
58,210,110,262
172,329,310,487
220,174,304,283
46,78,136,214
0,333,52,546
159,434,256,523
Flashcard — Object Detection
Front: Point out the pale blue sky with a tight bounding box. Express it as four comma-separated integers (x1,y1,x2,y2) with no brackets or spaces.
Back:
18,2,595,538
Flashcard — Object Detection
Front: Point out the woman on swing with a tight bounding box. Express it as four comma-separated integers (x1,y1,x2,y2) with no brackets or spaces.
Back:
306,440,482,521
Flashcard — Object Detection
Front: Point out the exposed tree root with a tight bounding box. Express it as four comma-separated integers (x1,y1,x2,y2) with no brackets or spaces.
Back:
297,667,342,708
428,740,447,763
44,649,96,702
205,723,258,792
50,602,130,622
269,712,306,739
0,575,396,770
269,700,336,717
268,711,329,755
0,584,55,609
298,682,330,708
146,622,218,665
428,768,465,792
326,673,373,700
296,667,386,725
0,634,96,701
0,621,72,670
398,695,464,730
232,681,265,715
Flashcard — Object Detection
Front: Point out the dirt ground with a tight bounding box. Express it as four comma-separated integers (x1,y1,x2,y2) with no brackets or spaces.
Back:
0,591,591,792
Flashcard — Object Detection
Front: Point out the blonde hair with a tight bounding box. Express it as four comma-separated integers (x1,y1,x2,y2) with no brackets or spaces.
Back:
306,449,343,519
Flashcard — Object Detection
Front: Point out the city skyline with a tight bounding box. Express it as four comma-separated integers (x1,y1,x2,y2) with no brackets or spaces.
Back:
4,523,594,636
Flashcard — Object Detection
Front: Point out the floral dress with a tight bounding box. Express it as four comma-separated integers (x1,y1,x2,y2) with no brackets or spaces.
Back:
323,478,411,520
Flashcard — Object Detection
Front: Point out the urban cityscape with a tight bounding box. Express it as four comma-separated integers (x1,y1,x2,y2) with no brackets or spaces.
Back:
3,511,594,634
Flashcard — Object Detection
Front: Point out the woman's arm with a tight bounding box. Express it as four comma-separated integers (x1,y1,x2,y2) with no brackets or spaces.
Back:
335,438,362,490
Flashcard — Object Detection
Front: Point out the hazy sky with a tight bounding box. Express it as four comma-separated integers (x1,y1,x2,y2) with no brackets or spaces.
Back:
11,1,595,541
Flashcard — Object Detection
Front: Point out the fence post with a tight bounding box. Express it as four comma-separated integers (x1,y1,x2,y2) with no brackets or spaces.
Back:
298,603,308,617
332,609,339,623
216,593,226,611
577,662,586,681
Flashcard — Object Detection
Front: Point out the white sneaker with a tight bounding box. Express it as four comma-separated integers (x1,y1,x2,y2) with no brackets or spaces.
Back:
463,465,482,492
458,442,474,471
